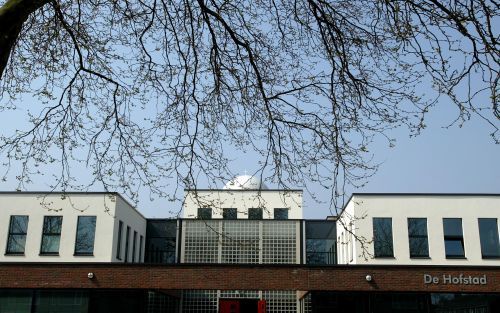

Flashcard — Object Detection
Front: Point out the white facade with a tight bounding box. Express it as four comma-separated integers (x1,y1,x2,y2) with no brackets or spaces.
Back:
337,194,500,266
0,192,146,263
183,175,303,219
183,189,303,219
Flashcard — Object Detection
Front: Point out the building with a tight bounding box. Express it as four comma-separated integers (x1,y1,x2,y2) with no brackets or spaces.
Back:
0,181,499,313
0,192,146,263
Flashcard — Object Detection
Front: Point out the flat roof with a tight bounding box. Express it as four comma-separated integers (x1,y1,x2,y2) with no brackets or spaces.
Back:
339,193,500,217
0,191,146,219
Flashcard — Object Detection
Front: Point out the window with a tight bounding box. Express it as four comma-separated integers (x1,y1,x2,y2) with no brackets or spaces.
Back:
478,218,500,258
74,216,96,255
116,220,123,260
408,218,429,258
124,226,130,262
274,208,288,220
443,218,465,258
373,218,393,257
305,221,336,265
139,235,144,263
145,220,177,264
197,208,212,220
40,216,63,255
223,208,237,220
248,208,263,220
132,231,137,262
6,215,29,254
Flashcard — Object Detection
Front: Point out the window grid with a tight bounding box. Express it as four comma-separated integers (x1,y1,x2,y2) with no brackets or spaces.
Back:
262,291,297,313
40,216,63,255
219,290,260,298
221,221,260,264
262,222,297,264
183,221,219,263
181,290,218,313
183,220,298,264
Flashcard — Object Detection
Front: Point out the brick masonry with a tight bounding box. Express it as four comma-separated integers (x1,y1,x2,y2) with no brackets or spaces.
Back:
0,263,499,293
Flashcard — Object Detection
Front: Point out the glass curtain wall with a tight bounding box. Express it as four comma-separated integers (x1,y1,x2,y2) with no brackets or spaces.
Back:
305,220,336,264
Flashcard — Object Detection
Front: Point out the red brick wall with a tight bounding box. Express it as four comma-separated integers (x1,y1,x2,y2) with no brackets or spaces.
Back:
0,263,498,293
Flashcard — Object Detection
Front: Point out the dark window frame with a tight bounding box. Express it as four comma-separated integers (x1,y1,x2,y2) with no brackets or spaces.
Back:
373,217,394,258
139,235,144,263
443,218,466,259
274,208,289,220
248,208,263,220
222,208,237,220
132,230,137,262
74,216,97,256
40,216,63,255
408,218,429,258
124,226,130,262
5,215,29,255
197,207,212,220
116,220,123,260
478,218,500,259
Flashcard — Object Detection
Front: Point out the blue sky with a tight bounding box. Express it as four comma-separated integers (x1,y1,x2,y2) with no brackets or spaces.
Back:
0,90,498,219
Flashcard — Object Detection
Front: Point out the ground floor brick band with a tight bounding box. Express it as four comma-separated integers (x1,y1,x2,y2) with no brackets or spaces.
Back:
0,263,499,293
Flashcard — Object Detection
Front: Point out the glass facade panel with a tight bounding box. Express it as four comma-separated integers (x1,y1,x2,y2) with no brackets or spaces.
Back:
443,218,465,258
146,219,177,264
0,290,32,313
408,218,429,258
262,221,297,264
274,208,288,220
373,217,393,257
478,218,500,258
223,208,237,220
248,208,263,220
74,216,96,255
40,216,62,254
6,215,29,254
305,221,336,264
221,221,259,264
34,290,88,313
198,207,212,219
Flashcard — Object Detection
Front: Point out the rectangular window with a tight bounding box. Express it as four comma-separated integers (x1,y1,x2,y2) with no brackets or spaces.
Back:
116,220,123,260
443,218,465,258
274,208,288,220
373,218,393,257
132,231,137,262
124,226,130,262
248,208,263,220
197,208,212,220
74,216,96,255
223,208,237,220
478,218,500,258
40,216,63,255
6,215,29,254
139,235,144,263
408,218,429,258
